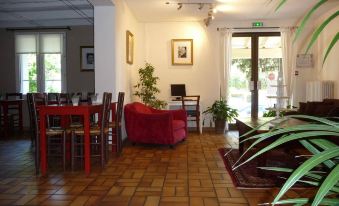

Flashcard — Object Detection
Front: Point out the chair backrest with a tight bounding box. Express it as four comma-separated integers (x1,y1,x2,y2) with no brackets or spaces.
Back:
31,93,49,129
116,92,125,123
101,92,112,132
26,93,34,133
6,92,23,100
59,93,71,105
47,93,60,104
181,95,200,116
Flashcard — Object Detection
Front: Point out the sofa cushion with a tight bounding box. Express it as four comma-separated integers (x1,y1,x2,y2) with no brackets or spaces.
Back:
313,105,335,117
172,120,185,130
133,103,152,114
299,102,307,114
323,99,339,106
305,101,323,115
327,107,339,117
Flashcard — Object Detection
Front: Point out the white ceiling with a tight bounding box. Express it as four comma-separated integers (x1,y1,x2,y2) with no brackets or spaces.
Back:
0,0,336,28
125,0,336,23
0,0,93,28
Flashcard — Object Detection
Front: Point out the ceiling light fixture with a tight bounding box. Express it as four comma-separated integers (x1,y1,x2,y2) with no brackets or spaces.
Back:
166,2,216,27
177,3,183,10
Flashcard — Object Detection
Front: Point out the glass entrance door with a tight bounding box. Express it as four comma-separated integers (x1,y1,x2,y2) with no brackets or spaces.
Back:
228,33,281,119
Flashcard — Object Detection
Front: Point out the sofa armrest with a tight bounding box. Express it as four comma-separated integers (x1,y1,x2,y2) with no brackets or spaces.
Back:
169,109,187,121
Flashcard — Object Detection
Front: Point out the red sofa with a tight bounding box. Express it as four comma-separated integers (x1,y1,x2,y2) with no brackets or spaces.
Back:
124,102,187,146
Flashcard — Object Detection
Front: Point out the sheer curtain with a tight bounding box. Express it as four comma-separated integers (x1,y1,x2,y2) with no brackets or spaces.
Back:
280,27,296,105
220,29,233,100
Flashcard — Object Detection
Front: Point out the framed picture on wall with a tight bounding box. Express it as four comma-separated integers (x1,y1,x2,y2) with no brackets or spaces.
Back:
171,39,193,65
80,46,94,71
126,30,134,65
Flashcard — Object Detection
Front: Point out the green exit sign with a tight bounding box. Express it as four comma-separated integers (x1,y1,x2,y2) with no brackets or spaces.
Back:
252,22,264,27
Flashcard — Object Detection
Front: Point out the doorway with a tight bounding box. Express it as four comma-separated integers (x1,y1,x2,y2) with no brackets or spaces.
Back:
228,32,282,119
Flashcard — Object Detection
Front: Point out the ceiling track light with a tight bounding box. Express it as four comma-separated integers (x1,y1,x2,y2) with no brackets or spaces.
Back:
177,3,183,10
166,2,216,27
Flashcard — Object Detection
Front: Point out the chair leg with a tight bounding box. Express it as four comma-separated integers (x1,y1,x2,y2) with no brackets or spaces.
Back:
35,134,40,175
63,132,66,171
100,134,104,168
71,132,75,171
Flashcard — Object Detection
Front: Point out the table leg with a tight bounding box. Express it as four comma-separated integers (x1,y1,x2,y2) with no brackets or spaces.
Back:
40,112,47,176
84,113,91,176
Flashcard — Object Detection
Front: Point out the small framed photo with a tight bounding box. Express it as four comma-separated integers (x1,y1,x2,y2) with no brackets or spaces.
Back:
126,30,134,64
171,39,193,65
80,46,94,71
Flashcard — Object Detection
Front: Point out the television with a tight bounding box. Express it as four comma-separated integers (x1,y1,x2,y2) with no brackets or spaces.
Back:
171,84,186,100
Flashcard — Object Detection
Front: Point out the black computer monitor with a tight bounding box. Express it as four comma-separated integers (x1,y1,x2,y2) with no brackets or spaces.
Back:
171,84,186,99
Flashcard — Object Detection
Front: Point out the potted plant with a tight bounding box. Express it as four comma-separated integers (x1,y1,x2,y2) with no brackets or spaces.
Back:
203,99,238,134
233,115,339,205
134,62,167,109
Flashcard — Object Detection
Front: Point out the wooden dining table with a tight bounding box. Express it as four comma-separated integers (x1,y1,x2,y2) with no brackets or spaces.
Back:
39,103,103,176
0,99,24,135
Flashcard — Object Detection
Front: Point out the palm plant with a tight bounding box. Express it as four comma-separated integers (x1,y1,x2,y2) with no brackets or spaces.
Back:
233,115,339,205
276,0,338,65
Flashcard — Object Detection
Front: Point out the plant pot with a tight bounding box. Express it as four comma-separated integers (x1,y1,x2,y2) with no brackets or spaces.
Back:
215,119,226,134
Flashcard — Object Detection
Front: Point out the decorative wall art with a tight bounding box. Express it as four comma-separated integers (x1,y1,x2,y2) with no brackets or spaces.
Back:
80,46,94,71
126,30,134,64
171,39,193,65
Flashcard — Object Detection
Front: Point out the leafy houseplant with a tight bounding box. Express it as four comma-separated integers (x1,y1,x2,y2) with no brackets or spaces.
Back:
203,99,238,134
234,115,339,205
134,62,167,109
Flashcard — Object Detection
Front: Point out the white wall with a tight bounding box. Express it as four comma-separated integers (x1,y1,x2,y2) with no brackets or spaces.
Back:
291,6,339,104
317,6,339,98
113,0,144,103
138,22,220,123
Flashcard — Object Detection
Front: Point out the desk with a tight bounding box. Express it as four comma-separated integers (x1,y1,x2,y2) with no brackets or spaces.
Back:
39,103,102,176
0,99,24,135
167,100,202,133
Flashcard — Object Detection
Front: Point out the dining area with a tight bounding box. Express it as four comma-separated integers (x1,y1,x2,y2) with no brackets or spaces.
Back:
1,91,125,177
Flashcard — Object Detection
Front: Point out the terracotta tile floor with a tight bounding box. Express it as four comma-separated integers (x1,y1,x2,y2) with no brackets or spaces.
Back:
0,131,308,206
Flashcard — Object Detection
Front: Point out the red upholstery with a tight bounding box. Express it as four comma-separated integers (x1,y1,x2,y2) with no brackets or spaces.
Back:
124,102,187,146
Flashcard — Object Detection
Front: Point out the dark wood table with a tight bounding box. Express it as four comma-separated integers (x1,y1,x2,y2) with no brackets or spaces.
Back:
236,117,307,153
39,103,103,176
0,99,24,135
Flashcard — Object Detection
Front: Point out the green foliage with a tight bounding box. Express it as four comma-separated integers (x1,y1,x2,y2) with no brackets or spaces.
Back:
28,62,37,92
232,58,280,80
234,115,339,205
276,0,338,64
134,62,167,109
203,99,238,122
263,110,286,117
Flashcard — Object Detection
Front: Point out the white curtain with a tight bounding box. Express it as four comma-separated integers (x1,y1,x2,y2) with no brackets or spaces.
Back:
280,27,296,105
220,29,233,100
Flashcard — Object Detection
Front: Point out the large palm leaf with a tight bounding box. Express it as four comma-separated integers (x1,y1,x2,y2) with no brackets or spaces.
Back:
234,115,339,205
275,0,338,64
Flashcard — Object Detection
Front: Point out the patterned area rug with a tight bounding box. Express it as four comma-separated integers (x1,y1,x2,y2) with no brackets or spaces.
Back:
218,148,302,189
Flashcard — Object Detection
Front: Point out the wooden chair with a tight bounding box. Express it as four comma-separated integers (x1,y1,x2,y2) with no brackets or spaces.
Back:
59,93,71,105
28,93,67,174
5,92,23,130
108,92,125,156
181,95,200,133
71,92,112,170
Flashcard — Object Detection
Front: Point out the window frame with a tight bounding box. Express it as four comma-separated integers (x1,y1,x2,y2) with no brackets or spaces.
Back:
15,32,67,94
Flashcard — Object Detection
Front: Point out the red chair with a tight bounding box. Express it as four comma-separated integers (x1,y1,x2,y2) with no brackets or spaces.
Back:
124,102,187,147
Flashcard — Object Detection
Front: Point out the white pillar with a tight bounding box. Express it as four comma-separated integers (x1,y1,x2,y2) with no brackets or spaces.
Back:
92,1,116,99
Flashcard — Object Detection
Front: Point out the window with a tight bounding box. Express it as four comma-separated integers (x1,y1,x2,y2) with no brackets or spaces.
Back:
15,33,66,93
